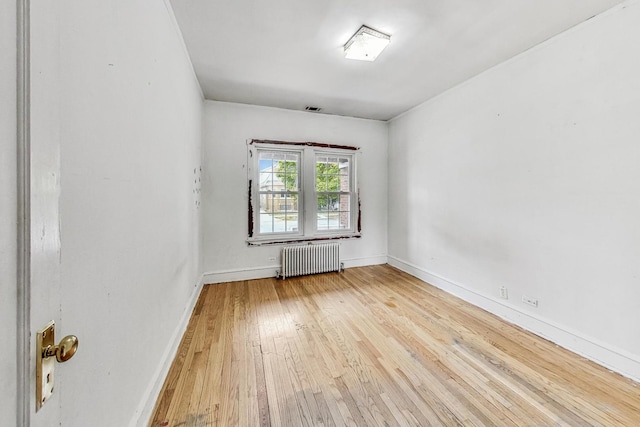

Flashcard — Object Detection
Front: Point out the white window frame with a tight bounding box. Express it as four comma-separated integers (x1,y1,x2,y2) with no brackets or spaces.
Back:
247,139,361,245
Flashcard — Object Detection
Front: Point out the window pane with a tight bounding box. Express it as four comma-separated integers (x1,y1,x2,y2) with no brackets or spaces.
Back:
260,208,299,233
260,193,276,214
258,152,274,165
339,158,350,192
316,194,350,231
259,172,274,191
339,194,351,229
317,215,330,231
284,154,298,173
260,213,275,233
278,194,298,213
326,178,340,192
273,155,299,191
317,211,340,230
260,151,299,194
285,213,298,232
316,155,350,191
259,191,299,234
282,173,298,190
317,195,344,230
317,194,338,212
316,156,342,192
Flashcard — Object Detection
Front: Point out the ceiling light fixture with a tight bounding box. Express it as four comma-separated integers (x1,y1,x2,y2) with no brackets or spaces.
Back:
344,25,390,62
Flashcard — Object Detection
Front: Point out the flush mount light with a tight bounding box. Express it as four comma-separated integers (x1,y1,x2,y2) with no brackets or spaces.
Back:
344,25,390,61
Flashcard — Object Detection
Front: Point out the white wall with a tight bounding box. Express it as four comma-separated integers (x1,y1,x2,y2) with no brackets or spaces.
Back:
0,0,18,424
202,101,388,282
37,1,204,425
388,0,640,381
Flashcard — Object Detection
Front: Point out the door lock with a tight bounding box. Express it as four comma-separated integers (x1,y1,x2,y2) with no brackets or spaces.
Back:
36,321,79,410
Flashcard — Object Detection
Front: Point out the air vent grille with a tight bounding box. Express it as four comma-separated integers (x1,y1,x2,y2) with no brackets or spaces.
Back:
305,106,322,112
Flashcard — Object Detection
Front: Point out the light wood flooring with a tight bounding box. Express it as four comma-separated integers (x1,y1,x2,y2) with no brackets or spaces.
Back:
150,264,640,426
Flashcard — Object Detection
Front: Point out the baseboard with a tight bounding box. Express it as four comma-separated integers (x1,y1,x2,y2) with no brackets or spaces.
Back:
388,256,640,383
202,265,279,284
343,255,388,268
129,273,205,427
202,255,388,284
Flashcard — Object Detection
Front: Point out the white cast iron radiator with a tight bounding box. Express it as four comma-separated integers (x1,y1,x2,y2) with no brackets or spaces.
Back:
279,243,341,279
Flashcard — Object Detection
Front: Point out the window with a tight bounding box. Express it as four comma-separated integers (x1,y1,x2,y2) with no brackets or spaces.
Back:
257,150,300,234
315,155,352,232
248,140,360,244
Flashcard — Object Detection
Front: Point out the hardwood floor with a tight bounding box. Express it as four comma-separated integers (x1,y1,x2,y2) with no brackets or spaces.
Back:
149,265,640,426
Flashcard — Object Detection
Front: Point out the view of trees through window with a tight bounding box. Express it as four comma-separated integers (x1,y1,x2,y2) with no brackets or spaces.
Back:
275,160,342,209
253,143,357,239
314,156,350,231
258,152,299,234
257,150,352,235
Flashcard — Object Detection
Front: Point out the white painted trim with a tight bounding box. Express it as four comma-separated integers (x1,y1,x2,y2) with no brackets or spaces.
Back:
203,265,279,284
202,255,388,284
161,0,204,101
388,256,640,383
129,273,206,427
342,255,387,268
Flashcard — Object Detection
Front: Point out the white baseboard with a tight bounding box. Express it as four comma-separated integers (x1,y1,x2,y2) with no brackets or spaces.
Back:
388,256,640,383
343,255,388,268
202,265,279,284
202,255,389,284
129,273,205,427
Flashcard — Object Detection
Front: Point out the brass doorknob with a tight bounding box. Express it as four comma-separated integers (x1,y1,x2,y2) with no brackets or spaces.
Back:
43,335,79,363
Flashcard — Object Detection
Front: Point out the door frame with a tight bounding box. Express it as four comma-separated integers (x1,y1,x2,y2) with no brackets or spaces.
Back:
16,0,31,424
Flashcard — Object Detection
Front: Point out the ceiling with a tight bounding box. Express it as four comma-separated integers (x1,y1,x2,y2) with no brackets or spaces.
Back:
170,0,623,121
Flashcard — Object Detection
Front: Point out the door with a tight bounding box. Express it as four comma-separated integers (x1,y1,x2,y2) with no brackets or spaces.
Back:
25,0,66,425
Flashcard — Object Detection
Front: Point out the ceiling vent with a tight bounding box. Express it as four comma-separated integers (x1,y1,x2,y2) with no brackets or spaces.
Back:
305,106,322,112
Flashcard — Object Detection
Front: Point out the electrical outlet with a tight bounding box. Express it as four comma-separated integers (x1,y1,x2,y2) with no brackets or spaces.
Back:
522,295,538,307
499,287,508,299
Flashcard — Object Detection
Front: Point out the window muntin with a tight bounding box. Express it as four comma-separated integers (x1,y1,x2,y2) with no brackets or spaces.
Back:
249,141,359,243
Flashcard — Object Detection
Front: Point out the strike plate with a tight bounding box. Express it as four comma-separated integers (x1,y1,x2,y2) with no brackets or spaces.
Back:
36,321,56,411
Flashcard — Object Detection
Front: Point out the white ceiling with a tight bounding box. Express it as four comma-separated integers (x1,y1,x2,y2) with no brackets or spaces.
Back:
170,0,623,121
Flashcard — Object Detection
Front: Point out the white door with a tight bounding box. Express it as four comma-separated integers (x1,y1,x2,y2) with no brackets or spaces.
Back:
26,1,68,425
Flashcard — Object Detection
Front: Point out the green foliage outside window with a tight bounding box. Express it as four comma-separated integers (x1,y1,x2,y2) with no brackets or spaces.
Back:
276,161,342,209
274,161,298,190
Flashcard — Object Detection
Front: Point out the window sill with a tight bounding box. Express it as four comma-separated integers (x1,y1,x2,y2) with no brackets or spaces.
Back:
247,233,361,246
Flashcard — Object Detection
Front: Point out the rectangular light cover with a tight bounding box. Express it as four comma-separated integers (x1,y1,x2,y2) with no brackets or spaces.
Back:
344,25,390,61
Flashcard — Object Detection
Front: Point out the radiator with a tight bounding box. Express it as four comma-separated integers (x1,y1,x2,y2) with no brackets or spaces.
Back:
280,243,341,279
